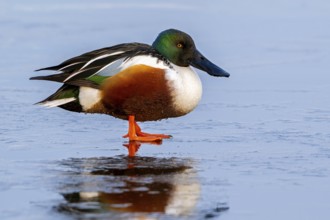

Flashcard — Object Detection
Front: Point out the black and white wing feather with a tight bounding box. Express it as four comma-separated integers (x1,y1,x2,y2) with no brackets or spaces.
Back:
30,43,165,87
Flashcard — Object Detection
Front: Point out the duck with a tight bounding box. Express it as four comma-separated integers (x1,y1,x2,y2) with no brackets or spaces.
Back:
31,29,230,142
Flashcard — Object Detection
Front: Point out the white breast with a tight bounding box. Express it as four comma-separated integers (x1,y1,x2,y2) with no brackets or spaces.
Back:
165,65,202,115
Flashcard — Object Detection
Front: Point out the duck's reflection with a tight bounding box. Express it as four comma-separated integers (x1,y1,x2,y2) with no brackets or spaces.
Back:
123,140,162,157
123,141,141,157
56,148,200,219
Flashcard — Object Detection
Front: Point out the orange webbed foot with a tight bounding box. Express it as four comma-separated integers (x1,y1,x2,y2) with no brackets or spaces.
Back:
123,115,172,142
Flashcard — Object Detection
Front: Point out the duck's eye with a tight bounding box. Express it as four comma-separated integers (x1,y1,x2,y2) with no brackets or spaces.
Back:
177,43,183,48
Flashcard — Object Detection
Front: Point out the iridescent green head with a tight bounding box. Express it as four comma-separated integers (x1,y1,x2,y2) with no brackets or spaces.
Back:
152,29,195,67
152,29,230,77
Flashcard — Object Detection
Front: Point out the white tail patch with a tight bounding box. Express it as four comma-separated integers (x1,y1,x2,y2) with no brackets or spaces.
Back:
79,192,100,199
39,97,76,108
79,87,101,111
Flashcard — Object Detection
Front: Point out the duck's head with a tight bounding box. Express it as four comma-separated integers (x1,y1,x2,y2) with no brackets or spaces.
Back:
152,29,230,77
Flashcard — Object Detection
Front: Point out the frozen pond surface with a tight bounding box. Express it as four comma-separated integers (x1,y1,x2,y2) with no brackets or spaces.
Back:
1,0,330,219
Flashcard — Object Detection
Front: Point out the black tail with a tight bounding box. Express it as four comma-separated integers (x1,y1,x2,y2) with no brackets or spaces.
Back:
36,84,83,112
30,72,72,83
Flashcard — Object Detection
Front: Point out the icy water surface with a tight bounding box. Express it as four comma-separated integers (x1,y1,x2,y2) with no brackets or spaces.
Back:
1,0,330,219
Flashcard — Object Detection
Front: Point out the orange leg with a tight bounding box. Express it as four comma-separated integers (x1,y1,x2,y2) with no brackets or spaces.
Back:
123,115,172,141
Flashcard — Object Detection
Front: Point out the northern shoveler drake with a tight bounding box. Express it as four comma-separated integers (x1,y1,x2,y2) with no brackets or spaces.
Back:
31,29,229,142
